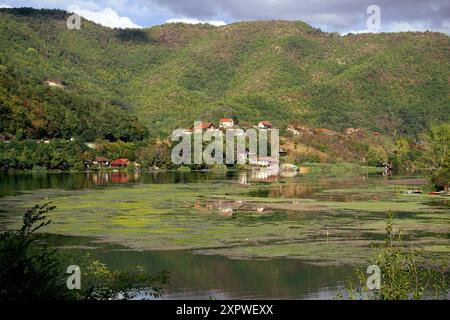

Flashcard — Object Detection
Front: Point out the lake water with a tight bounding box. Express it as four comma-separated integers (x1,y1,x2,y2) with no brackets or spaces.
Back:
0,169,448,299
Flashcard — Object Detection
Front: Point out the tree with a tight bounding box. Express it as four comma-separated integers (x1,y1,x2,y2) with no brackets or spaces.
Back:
0,203,169,300
341,213,448,300
424,124,450,191
365,145,388,167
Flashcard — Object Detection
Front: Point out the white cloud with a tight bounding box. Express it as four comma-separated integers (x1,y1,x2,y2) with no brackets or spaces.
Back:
166,17,226,26
0,4,11,8
68,5,141,29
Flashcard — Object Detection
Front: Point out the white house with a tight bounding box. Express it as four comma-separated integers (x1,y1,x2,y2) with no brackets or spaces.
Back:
249,156,279,169
46,80,64,89
219,118,234,128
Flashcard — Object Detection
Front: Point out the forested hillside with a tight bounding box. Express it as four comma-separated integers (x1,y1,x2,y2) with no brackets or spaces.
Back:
0,7,449,138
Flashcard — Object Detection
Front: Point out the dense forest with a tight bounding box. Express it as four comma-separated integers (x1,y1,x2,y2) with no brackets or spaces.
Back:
0,8,448,188
0,8,448,137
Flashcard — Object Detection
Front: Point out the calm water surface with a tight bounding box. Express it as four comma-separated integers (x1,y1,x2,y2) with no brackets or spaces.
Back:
0,170,446,299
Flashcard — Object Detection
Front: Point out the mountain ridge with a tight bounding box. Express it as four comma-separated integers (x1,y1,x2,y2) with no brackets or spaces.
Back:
0,8,448,139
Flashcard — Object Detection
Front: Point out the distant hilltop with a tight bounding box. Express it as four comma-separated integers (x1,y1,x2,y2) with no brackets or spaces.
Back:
0,7,448,139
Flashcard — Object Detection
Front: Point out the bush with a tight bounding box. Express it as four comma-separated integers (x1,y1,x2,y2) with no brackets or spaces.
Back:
365,145,388,167
424,124,450,191
0,202,169,300
341,212,448,300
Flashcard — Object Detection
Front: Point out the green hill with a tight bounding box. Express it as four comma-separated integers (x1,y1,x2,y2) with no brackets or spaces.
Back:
0,8,449,139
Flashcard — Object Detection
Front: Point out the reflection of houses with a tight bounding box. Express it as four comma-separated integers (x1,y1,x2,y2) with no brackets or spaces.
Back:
257,121,273,129
219,118,234,128
110,172,129,184
89,172,109,185
250,170,279,182
92,156,109,167
239,170,280,184
111,159,130,168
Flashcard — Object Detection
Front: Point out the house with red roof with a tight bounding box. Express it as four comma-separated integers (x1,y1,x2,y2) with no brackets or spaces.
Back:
92,156,109,167
219,118,234,128
193,122,215,132
257,121,272,129
111,159,130,168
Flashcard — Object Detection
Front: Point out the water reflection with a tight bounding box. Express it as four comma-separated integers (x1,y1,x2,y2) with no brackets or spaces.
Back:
55,236,352,300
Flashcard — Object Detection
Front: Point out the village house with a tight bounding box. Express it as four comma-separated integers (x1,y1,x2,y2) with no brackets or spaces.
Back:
257,121,273,129
111,159,130,168
346,127,361,136
219,118,234,128
193,122,215,133
249,156,279,169
373,132,381,137
85,142,98,150
92,157,109,167
46,80,64,89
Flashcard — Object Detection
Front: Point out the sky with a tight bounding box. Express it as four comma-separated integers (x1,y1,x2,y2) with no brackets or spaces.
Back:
0,0,449,34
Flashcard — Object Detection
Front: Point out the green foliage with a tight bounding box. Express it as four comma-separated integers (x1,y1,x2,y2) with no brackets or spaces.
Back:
0,140,89,170
0,202,69,300
296,153,321,164
0,8,448,137
365,145,388,167
0,202,169,300
423,124,450,190
0,64,148,142
342,212,448,300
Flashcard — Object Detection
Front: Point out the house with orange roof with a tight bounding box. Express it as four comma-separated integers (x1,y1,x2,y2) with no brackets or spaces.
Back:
219,118,234,128
257,121,272,129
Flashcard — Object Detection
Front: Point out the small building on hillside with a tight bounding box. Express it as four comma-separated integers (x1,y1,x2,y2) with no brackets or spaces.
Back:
193,122,215,132
219,118,234,128
257,121,273,129
85,142,98,150
346,128,361,136
373,132,381,138
111,159,130,168
46,80,65,89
